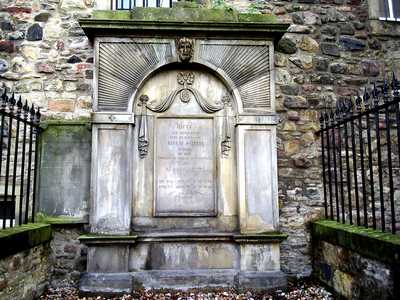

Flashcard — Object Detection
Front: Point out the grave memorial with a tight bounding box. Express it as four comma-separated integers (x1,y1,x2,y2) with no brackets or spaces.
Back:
78,6,289,294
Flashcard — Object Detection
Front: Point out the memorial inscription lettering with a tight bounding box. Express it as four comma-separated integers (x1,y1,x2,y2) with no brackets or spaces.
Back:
155,117,215,216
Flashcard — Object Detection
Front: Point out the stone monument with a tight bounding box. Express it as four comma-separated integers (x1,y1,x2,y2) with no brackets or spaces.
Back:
78,7,289,294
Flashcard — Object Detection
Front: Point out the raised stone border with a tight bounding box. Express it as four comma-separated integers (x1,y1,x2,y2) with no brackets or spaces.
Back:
311,220,400,265
0,223,52,258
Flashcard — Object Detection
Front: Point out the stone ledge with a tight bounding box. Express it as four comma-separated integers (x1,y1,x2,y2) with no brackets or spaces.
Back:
311,220,400,265
36,214,89,226
40,120,91,131
79,232,288,244
234,233,288,243
79,234,138,244
79,8,289,39
0,223,52,258
80,270,287,294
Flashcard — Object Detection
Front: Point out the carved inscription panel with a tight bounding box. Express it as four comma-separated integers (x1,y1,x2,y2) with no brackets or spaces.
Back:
155,117,216,216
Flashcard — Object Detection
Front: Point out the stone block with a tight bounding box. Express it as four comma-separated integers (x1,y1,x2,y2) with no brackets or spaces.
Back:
237,271,287,290
91,124,132,234
237,125,279,233
26,24,43,41
38,123,91,219
87,246,129,273
129,242,239,270
79,273,132,296
240,244,280,271
320,43,340,57
132,269,237,290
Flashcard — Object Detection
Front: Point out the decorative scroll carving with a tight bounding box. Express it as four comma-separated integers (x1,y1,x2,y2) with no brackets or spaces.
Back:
144,72,224,114
176,37,194,62
221,95,232,158
138,95,149,159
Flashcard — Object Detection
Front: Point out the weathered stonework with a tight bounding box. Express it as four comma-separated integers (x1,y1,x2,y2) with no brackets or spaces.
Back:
0,224,52,300
0,243,50,300
49,226,87,288
1,0,400,287
312,221,400,299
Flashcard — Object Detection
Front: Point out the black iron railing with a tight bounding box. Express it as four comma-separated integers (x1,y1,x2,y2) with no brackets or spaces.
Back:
380,0,400,21
319,74,400,234
0,86,41,228
112,0,173,9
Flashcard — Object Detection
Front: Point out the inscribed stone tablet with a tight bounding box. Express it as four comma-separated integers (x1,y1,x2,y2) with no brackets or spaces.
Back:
155,118,215,216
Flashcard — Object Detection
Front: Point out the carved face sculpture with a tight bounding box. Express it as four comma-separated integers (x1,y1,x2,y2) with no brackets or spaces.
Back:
177,37,194,62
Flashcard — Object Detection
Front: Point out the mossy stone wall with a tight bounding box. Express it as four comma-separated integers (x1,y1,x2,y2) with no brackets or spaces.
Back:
312,220,400,299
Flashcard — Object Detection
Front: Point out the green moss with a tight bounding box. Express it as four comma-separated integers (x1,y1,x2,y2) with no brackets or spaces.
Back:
41,117,90,126
312,220,400,265
36,213,87,225
90,7,278,24
0,223,52,258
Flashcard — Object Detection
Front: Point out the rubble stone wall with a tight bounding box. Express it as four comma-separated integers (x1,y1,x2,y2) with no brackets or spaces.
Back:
0,243,50,300
49,226,87,288
312,220,400,299
1,0,400,279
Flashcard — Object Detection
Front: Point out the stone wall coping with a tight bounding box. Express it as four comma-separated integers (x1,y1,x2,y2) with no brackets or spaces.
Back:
79,8,289,39
40,119,91,130
233,233,288,243
79,234,138,245
312,220,400,265
36,214,89,226
79,232,287,244
0,223,52,259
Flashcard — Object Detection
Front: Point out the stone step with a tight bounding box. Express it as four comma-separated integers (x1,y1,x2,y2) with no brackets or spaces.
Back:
79,270,287,296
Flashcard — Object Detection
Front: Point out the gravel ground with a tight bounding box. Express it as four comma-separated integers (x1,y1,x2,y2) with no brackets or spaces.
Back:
40,279,334,300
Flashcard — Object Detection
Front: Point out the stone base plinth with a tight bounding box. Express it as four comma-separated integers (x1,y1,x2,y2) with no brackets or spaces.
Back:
80,273,132,296
79,233,288,295
79,270,287,295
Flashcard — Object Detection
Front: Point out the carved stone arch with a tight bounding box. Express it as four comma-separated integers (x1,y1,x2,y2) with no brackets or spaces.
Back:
128,61,242,116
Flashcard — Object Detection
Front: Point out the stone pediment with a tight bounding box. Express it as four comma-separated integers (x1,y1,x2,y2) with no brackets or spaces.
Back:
79,7,289,113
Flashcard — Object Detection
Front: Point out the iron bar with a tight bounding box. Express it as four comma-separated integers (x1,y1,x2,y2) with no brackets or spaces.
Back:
330,110,340,221
342,100,353,225
320,114,328,218
372,84,385,232
336,107,346,223
325,113,334,219
382,80,395,233
0,90,7,228
11,97,22,226
365,89,377,229
22,101,29,223
356,95,366,226
3,93,14,228
349,98,360,225
25,105,35,224
31,109,41,222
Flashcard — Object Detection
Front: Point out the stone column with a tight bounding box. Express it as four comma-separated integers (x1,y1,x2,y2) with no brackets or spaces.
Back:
80,113,135,295
236,116,279,234
235,116,286,288
90,112,134,235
